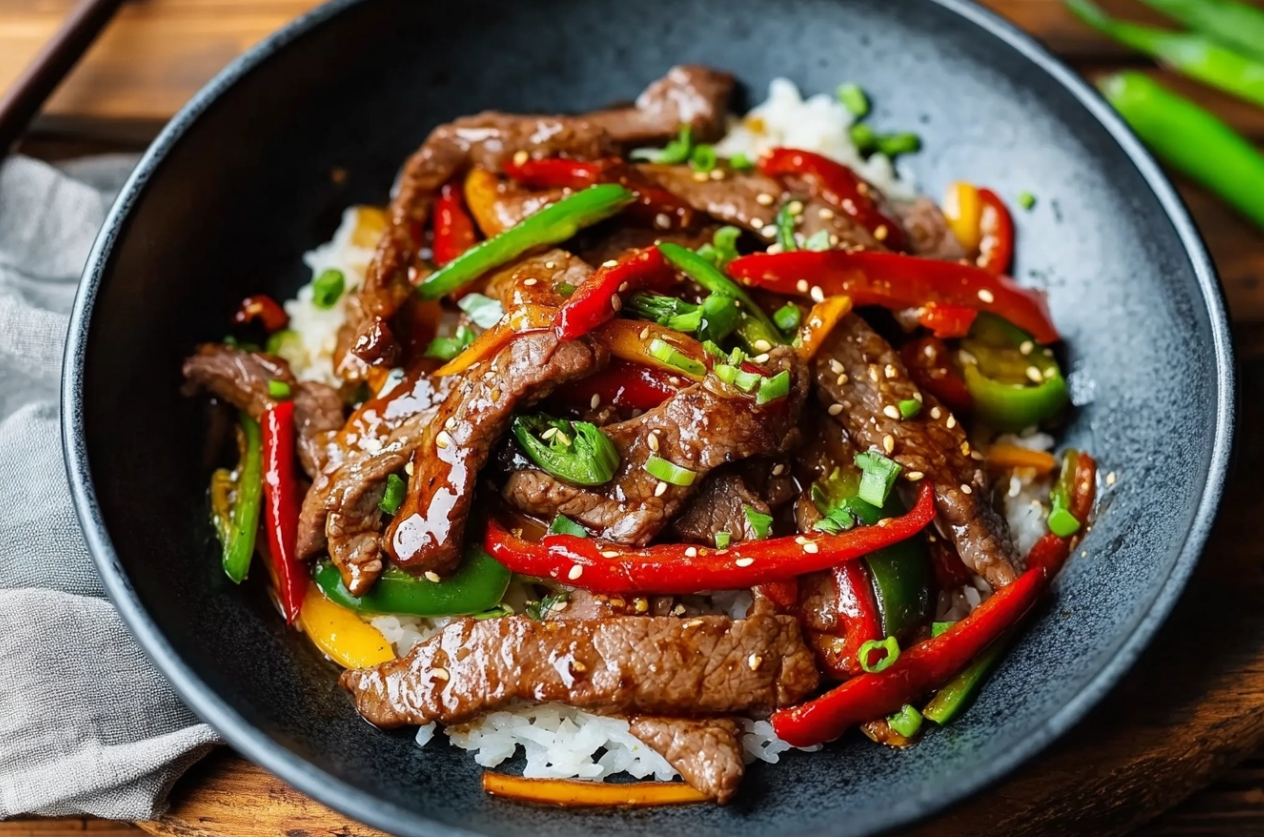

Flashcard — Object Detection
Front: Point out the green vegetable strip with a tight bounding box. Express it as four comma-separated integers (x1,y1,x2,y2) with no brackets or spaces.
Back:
836,83,871,117
923,633,1012,725
1100,72,1264,232
648,338,707,377
858,636,900,673
222,413,263,583
855,451,902,507
512,416,621,486
1066,0,1264,109
418,184,636,299
887,704,924,738
876,132,922,158
379,473,406,515
1048,449,1083,537
548,515,588,538
755,370,791,405
314,546,510,617
1136,0,1264,63
644,455,697,487
775,203,799,251
312,268,346,309
773,303,802,332
744,505,774,540
658,242,784,350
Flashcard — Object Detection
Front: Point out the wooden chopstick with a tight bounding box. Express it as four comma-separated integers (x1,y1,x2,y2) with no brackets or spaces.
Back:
0,0,129,154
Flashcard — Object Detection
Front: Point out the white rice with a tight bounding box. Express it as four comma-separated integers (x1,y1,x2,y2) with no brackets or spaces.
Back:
713,77,916,200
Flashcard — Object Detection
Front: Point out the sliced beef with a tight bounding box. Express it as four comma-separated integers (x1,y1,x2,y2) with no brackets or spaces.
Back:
672,470,771,547
541,589,677,621
181,344,344,478
588,65,735,145
385,331,607,576
813,315,1019,587
465,172,567,237
502,347,808,545
483,248,584,310
340,613,819,727
296,368,456,593
896,197,967,262
628,717,745,804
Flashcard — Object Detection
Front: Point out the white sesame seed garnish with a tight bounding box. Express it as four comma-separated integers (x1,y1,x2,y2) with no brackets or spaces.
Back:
796,279,810,293
602,259,618,268
762,226,778,239
828,404,844,416
1106,471,1117,486
766,243,784,255
829,234,840,246
946,414,957,429
568,565,584,580
639,326,651,340
803,542,820,554
512,150,529,165
444,416,457,431
914,392,923,403
654,481,668,497
544,261,557,270
772,463,786,476
960,483,973,495
692,171,709,182
977,288,995,304
431,666,450,682
748,654,763,671
1020,341,1034,355
809,317,823,329
610,295,622,311
906,471,925,482
885,364,899,379
600,550,619,558
522,277,538,287
756,192,775,206
883,405,901,420
1044,366,1057,380
710,168,725,181
1026,366,1043,383
788,200,804,216
673,604,687,616
752,339,773,352
685,547,698,558
424,571,441,583
685,618,705,628
435,430,453,449
590,394,601,410
875,225,889,241
571,660,588,673
541,426,558,440
829,359,845,374
647,433,660,452
868,366,880,383
655,212,672,229
930,406,943,420
794,536,808,545
404,461,415,476
750,217,765,229
752,352,771,363
818,207,835,220
836,373,849,386
550,598,569,612
735,557,755,567
883,435,895,454
810,285,826,303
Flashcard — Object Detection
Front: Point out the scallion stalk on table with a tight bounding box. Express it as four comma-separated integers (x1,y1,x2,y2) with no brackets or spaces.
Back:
1136,0,1264,63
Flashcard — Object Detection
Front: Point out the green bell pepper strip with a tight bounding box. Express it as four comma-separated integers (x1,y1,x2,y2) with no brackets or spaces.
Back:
1066,0,1264,109
1048,449,1084,537
1136,0,1264,63
961,314,1068,432
657,242,784,351
221,413,263,584
512,415,621,486
1100,72,1264,233
416,184,636,299
922,632,1012,725
314,546,511,616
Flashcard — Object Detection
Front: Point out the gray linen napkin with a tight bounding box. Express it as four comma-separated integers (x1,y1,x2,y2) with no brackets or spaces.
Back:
0,155,220,820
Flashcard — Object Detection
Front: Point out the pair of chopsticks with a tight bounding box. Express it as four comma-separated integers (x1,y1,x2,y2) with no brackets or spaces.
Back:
0,0,128,153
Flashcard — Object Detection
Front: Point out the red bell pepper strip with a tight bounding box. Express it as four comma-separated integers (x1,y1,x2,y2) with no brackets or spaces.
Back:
553,358,682,412
824,562,883,677
503,157,694,230
433,181,478,267
976,188,1014,275
756,580,800,611
917,302,978,340
771,560,1047,747
729,250,1060,345
554,247,675,340
757,148,908,251
484,481,937,595
900,336,973,415
233,294,288,332
261,401,306,624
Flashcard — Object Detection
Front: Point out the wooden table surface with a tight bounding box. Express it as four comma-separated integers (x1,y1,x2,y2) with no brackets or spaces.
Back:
2,0,1262,835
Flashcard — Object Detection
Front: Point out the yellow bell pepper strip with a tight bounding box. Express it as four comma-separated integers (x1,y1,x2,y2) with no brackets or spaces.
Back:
434,304,556,376
482,773,709,807
984,444,1058,474
298,585,395,670
591,318,709,381
943,181,983,252
795,295,853,361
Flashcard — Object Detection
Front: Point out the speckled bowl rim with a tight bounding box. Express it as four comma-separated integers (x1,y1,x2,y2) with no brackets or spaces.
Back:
62,0,1235,834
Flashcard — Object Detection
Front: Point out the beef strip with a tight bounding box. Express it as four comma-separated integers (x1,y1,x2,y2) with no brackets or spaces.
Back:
628,717,745,804
814,315,1019,587
502,347,808,545
542,588,678,620
296,367,456,593
672,469,771,547
896,197,967,262
483,248,583,309
340,613,819,727
181,344,344,478
385,331,607,575
589,65,735,145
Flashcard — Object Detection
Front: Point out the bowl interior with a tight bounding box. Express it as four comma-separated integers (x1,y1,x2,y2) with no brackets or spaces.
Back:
67,0,1230,835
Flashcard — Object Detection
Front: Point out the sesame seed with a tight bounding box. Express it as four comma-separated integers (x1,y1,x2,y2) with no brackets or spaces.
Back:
883,405,901,420
610,295,622,311
946,414,957,429
435,430,453,449
601,550,619,558
523,277,538,286
843,199,858,214
756,192,775,206
828,404,844,416
489,388,501,402
568,565,584,580
748,654,763,671
1044,366,1057,380
685,618,705,628
766,243,784,255
602,259,618,268
685,547,698,558
803,542,820,554
431,666,450,682
512,150,529,165
885,364,898,379
405,461,415,476
753,339,773,352
810,285,826,303
673,604,687,616
618,282,629,293
914,392,923,403
647,433,660,452
930,406,943,420
1020,341,1034,355
868,366,880,383
692,171,710,182
635,598,649,613
655,212,672,229
906,471,925,482
545,261,557,269
829,234,840,246
883,435,895,454
639,326,651,340
818,207,835,220
735,557,755,567
551,598,569,612
796,279,810,293
571,660,588,673
977,288,995,304
809,318,823,330
1026,366,1043,383
875,225,889,241
590,394,601,409
795,536,808,545
762,226,777,239
752,352,771,363
960,483,973,495
654,481,668,497
710,168,726,180
750,217,765,229
960,442,971,456
836,373,849,386
444,416,457,430
971,450,984,461
1106,471,1117,486
829,359,844,374
424,571,441,582
772,463,786,476
788,200,804,216
541,427,558,440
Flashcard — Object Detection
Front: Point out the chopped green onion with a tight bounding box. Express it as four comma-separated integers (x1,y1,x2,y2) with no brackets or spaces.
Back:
728,152,754,171
697,294,741,344
1018,191,1037,210
697,225,743,271
548,514,588,538
813,509,854,534
702,340,729,361
267,379,292,399
512,415,621,486
632,125,693,164
744,505,774,540
931,621,955,638
755,370,791,405
312,268,346,309
657,242,784,351
858,636,901,673
1048,506,1081,538
556,281,578,297
802,229,833,251
855,450,902,507
648,337,706,377
887,704,923,738
379,473,406,515
644,454,697,487
458,293,505,329
223,335,260,353
837,83,871,118
876,132,922,158
265,328,299,356
690,143,718,173
773,303,802,333
526,591,569,621
714,531,732,549
626,293,702,333
775,202,799,252
850,123,878,155
423,325,477,361
898,398,922,419
714,363,761,392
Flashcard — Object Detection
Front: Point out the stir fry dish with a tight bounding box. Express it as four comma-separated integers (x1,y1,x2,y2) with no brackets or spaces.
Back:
182,67,1097,806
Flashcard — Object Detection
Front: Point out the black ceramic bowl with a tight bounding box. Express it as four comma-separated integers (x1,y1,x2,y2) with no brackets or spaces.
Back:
63,0,1234,834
